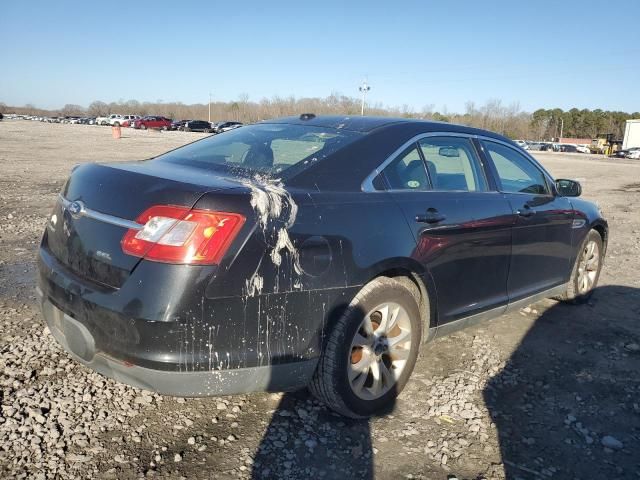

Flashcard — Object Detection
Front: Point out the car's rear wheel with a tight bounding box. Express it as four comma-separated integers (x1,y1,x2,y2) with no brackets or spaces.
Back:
559,229,603,303
309,276,422,418
141,124,147,130
113,121,120,127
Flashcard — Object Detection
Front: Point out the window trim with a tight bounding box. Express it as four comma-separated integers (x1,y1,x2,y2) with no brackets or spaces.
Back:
362,132,494,193
478,139,554,196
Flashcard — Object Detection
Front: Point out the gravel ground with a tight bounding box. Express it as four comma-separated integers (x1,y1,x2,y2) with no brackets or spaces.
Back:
1,121,639,479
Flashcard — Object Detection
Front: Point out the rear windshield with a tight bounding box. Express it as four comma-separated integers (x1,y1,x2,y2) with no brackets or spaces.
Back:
155,123,362,176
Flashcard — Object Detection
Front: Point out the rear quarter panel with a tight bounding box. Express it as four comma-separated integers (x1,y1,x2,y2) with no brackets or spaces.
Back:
187,189,424,371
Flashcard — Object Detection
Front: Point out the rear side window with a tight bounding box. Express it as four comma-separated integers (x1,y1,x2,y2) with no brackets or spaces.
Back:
418,137,487,191
482,141,550,195
381,145,430,190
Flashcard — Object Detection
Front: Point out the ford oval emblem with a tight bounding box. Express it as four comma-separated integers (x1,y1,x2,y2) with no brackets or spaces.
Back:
68,201,83,216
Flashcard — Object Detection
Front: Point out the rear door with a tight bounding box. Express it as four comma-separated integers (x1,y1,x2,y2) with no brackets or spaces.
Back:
378,134,513,324
479,139,574,301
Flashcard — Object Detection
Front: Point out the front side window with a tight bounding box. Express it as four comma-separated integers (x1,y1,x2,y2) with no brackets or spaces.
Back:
380,145,430,191
418,137,487,191
482,141,550,195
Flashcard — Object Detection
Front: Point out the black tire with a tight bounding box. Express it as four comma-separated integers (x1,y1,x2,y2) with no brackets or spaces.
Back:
141,124,147,130
309,276,422,418
558,229,604,303
113,121,120,127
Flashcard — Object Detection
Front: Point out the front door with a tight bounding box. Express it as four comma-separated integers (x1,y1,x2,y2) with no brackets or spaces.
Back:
479,140,574,301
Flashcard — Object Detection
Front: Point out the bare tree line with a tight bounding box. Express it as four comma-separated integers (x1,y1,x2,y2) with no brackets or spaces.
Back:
2,95,638,140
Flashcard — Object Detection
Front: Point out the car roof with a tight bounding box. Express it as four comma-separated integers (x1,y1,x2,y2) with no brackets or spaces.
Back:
263,115,510,141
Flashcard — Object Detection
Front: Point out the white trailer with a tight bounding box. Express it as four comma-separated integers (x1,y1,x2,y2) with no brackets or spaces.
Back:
622,119,640,149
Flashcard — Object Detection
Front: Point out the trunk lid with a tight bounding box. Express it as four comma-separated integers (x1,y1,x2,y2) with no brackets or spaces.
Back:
44,161,243,288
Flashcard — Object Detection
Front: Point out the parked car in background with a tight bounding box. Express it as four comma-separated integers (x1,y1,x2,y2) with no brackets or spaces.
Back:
526,142,545,151
110,115,139,127
93,114,137,126
613,147,640,158
171,120,189,131
575,145,591,154
514,140,529,150
38,115,607,418
121,116,141,127
213,121,243,133
95,115,114,126
627,149,640,159
183,120,214,132
540,143,559,152
133,116,172,130
559,144,578,153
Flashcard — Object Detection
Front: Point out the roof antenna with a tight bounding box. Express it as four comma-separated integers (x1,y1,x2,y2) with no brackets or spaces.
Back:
300,113,316,121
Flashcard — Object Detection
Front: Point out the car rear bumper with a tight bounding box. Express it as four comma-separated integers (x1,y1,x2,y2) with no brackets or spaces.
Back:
38,288,316,396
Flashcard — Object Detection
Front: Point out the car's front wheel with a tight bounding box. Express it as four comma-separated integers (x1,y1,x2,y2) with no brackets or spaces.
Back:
560,229,604,303
310,276,422,418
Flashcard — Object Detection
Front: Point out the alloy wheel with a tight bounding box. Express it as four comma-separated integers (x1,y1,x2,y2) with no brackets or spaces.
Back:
348,302,412,400
577,239,600,294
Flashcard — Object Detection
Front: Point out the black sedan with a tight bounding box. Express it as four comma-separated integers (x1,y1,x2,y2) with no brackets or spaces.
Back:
37,115,607,418
182,120,214,133
559,144,578,153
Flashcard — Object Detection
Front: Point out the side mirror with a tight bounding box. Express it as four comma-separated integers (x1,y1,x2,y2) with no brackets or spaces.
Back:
555,179,582,197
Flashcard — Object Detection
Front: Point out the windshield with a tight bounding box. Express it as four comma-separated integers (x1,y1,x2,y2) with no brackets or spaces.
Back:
155,123,362,177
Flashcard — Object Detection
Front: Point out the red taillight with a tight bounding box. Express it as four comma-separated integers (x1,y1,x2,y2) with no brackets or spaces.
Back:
121,205,245,265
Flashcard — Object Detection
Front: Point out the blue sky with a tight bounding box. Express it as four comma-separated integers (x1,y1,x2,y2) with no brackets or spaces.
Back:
1,0,639,112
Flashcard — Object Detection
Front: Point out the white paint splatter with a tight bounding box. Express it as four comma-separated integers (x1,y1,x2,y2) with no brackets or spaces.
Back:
245,273,264,297
240,174,302,295
270,228,302,274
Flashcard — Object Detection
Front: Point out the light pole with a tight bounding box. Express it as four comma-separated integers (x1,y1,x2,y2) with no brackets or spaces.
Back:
559,117,564,142
208,92,212,123
359,81,371,116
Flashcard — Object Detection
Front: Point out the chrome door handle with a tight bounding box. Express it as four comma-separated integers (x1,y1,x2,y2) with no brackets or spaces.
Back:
517,205,536,217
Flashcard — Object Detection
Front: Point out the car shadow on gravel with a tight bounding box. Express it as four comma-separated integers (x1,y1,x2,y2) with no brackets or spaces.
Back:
250,390,377,479
484,285,640,479
251,304,398,479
